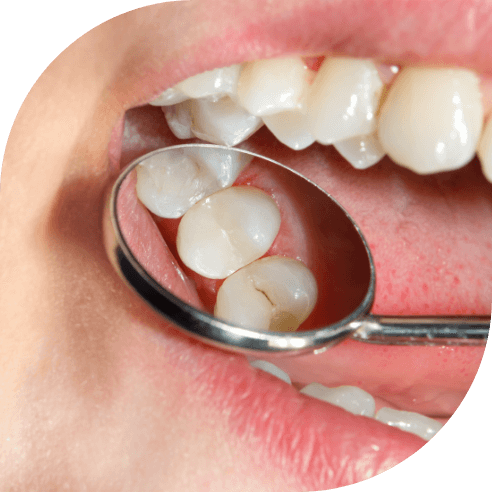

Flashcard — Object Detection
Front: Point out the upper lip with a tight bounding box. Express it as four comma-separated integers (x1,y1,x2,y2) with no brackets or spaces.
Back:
110,1,488,486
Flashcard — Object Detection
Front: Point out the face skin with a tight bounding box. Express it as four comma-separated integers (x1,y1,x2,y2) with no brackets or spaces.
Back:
1,1,491,490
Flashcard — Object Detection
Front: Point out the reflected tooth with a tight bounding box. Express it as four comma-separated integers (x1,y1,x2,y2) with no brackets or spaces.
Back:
136,147,252,219
263,109,315,150
334,133,385,169
162,101,193,139
214,256,317,331
300,383,376,417
477,117,492,183
378,67,483,174
306,58,383,144
376,407,443,441
189,96,263,146
249,360,292,385
176,65,241,100
177,187,281,279
237,57,310,116
149,87,189,106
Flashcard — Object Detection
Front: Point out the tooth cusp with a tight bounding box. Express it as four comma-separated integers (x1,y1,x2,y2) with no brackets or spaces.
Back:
177,187,281,279
262,109,315,150
149,87,189,106
334,133,385,169
249,360,292,385
214,256,317,332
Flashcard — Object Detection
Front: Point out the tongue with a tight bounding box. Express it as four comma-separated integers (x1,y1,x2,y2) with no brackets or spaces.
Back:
120,103,488,417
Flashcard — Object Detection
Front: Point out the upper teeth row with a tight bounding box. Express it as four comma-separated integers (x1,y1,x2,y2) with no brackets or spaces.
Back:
150,56,492,181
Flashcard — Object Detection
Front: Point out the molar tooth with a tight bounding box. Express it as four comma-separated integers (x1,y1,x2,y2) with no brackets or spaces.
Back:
189,96,263,146
237,57,310,116
162,101,193,139
262,109,315,150
214,256,317,331
477,116,492,183
176,64,241,100
136,148,252,219
177,187,281,279
376,407,443,441
300,383,376,417
306,57,383,144
249,360,292,385
334,133,385,169
149,87,189,106
378,67,483,174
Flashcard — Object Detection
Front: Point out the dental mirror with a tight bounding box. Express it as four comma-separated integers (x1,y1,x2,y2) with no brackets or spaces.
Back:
104,144,489,356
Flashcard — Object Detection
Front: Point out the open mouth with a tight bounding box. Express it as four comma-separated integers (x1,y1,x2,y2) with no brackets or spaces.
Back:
101,1,491,489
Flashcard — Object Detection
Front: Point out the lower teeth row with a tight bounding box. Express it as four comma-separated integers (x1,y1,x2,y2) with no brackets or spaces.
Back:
249,359,443,442
150,56,492,182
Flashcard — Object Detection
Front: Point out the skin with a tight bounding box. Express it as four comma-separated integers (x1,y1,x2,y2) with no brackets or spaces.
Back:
1,1,491,490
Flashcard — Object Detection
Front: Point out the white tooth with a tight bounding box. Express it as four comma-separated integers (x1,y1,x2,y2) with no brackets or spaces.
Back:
334,133,385,169
262,109,315,150
136,147,252,219
149,87,189,106
162,101,193,139
214,256,317,331
177,187,281,279
375,407,443,441
175,65,241,100
378,67,483,174
477,116,492,183
237,57,310,116
249,360,292,385
306,57,383,144
300,383,376,417
189,96,263,146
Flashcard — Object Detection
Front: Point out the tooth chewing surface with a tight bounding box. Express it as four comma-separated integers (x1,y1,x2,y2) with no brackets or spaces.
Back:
135,147,251,219
214,256,317,332
177,186,281,279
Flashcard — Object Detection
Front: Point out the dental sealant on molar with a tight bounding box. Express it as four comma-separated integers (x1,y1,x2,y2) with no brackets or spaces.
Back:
306,57,383,145
135,147,253,218
176,187,281,279
214,256,318,332
237,57,311,116
378,67,483,174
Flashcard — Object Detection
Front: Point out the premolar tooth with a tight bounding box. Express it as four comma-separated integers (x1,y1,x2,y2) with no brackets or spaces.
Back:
177,187,281,279
477,116,492,183
262,109,315,150
176,65,241,100
214,256,317,331
189,96,263,146
300,383,376,417
376,407,443,441
378,67,483,174
249,360,291,385
306,57,383,144
136,148,252,219
149,87,189,106
162,101,193,139
334,133,385,169
237,57,310,116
